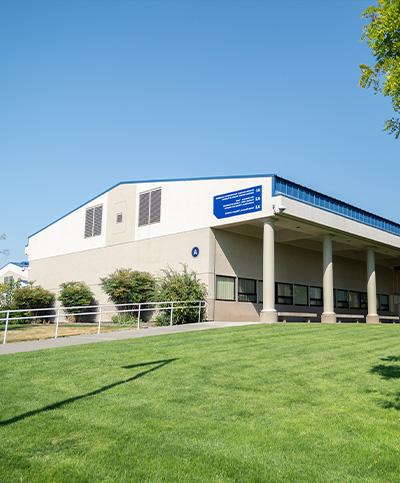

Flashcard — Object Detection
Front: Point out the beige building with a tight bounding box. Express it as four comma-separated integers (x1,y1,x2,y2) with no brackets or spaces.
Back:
26,175,400,323
0,261,29,285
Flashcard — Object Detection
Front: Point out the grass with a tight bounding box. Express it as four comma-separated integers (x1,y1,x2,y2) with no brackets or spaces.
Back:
1,323,400,482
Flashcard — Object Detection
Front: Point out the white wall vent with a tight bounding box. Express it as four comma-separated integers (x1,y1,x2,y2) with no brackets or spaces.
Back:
84,204,103,238
138,188,161,226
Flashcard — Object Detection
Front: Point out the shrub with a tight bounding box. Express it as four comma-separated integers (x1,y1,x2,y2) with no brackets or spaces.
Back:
111,313,137,326
101,269,156,305
13,284,55,323
155,265,207,324
153,312,170,326
58,281,95,322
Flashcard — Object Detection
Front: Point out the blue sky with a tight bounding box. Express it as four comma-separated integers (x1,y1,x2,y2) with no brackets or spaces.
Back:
1,0,398,262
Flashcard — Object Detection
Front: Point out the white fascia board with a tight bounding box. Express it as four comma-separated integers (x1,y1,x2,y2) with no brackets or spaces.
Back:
277,195,400,249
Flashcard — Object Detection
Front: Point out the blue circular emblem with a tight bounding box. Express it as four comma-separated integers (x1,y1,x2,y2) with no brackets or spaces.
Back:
191,246,200,258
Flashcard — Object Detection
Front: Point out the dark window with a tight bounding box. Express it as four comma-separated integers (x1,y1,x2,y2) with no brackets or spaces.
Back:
379,294,390,311
294,284,308,306
84,204,103,238
257,280,263,304
349,291,361,309
238,278,257,303
116,212,123,224
138,188,162,226
309,286,323,306
216,275,235,301
276,283,293,305
4,276,14,284
360,292,368,309
335,289,349,309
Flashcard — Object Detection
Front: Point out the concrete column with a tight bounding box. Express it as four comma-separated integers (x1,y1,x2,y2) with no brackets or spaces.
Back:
366,247,379,324
260,219,278,323
321,235,336,323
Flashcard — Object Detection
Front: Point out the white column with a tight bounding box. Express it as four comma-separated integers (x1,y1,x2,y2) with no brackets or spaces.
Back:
321,235,336,323
260,219,278,323
366,247,379,323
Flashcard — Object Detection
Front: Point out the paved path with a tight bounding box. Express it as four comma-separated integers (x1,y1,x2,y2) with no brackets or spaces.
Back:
0,321,258,356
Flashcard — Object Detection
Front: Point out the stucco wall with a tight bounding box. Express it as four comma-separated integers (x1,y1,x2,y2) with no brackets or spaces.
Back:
29,228,214,307
106,184,136,246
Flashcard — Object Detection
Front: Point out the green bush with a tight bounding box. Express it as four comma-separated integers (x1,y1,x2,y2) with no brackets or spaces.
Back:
156,265,207,324
13,284,55,323
153,312,170,326
101,269,156,305
58,281,95,322
111,313,137,326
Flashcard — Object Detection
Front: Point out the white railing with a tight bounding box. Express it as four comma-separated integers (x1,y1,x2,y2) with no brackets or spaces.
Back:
0,300,207,345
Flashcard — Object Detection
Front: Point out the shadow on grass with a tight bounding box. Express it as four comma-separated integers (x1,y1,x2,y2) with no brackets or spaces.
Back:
380,355,400,362
379,393,400,410
370,364,400,380
370,356,400,410
0,358,177,427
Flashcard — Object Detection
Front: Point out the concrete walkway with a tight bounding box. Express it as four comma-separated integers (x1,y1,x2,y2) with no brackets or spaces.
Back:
0,321,258,356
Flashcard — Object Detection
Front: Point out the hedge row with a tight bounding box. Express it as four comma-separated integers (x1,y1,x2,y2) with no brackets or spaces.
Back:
0,265,207,324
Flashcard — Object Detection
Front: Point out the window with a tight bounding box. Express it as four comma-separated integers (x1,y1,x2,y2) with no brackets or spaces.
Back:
309,286,323,306
238,278,257,303
116,212,123,224
276,283,293,305
361,292,368,309
379,294,390,311
349,291,361,309
4,276,14,284
84,204,103,238
257,280,263,304
138,188,161,226
294,284,308,306
216,276,236,301
335,289,349,309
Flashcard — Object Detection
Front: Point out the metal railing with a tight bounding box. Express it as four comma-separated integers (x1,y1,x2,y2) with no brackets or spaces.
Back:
0,300,208,345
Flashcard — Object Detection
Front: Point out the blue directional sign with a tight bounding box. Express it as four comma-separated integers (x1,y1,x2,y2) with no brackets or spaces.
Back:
213,185,262,219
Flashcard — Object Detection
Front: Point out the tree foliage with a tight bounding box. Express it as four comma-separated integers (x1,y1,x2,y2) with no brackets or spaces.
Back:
13,284,55,311
155,265,207,324
101,269,156,305
12,284,55,322
58,281,95,309
0,279,21,311
360,0,400,138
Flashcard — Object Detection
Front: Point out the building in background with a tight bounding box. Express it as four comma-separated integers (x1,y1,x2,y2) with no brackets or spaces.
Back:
0,261,29,285
25,175,400,322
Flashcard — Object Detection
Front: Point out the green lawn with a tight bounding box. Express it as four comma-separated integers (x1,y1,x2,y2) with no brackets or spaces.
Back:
1,324,400,482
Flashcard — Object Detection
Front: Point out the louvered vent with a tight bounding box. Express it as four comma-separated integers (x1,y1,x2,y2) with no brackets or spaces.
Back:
149,188,161,224
138,188,161,226
93,205,103,236
138,192,150,226
84,207,94,238
84,204,103,238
